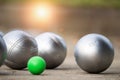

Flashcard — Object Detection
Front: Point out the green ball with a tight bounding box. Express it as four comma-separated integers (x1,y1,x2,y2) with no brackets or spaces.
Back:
27,56,46,75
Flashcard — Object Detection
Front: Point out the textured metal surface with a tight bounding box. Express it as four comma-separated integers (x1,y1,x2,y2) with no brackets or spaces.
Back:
0,36,119,80
3,30,38,70
0,36,7,66
35,32,67,69
74,34,114,73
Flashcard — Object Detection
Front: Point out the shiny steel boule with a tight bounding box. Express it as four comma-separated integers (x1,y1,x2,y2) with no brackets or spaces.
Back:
0,35,7,66
3,30,38,70
35,32,67,69
0,32,4,37
74,33,114,73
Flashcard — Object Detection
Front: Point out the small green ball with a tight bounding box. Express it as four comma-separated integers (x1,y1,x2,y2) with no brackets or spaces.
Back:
27,56,46,75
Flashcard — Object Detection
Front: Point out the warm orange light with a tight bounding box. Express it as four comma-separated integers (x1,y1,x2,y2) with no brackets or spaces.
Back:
23,3,58,30
32,4,53,22
35,7,49,18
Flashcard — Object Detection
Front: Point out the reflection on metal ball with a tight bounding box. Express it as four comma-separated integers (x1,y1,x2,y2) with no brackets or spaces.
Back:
35,32,67,69
3,30,38,70
0,36,7,66
74,33,114,73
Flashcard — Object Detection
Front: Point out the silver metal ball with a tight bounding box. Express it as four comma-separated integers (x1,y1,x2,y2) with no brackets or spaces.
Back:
74,33,114,73
3,30,38,70
0,32,4,37
0,36,7,66
35,32,67,69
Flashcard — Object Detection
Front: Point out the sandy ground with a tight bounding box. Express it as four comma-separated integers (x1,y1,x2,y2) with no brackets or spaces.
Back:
0,36,120,80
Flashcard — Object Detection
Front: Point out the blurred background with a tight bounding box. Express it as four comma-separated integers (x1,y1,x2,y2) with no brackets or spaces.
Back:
0,0,120,47
0,0,120,37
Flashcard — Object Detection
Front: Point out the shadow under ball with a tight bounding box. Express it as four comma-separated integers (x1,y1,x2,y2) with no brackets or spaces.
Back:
74,34,114,73
3,30,38,70
0,35,7,66
35,32,67,69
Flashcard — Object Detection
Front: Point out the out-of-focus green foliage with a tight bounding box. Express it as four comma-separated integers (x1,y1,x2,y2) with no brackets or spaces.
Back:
1,0,120,8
